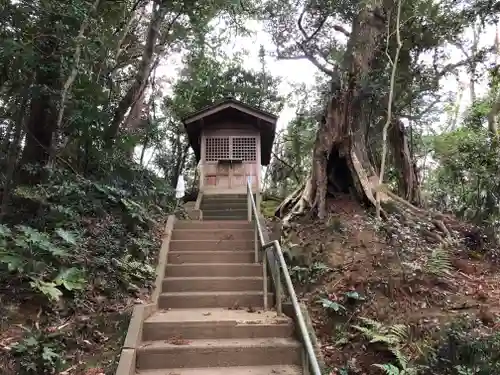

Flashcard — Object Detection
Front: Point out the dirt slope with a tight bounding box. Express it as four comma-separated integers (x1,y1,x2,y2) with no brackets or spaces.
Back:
274,195,500,374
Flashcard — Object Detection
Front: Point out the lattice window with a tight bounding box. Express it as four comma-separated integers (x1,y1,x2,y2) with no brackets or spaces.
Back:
205,137,230,161
232,137,257,162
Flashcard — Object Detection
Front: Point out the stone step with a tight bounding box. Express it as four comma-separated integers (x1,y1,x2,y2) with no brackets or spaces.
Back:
202,215,249,221
202,194,247,200
136,337,302,370
142,308,293,341
172,229,254,241
131,199,304,375
175,221,252,230
169,240,254,251
201,202,248,209
202,209,248,217
159,291,271,309
202,197,247,202
162,276,264,293
168,251,255,264
165,263,262,278
136,365,302,375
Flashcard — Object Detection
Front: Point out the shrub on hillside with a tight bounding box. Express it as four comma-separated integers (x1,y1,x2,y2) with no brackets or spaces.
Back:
421,319,500,375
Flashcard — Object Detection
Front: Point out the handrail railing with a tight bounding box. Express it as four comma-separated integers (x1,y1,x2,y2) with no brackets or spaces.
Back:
246,180,322,375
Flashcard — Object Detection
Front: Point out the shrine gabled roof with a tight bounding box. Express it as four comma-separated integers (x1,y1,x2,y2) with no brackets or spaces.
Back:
182,97,278,165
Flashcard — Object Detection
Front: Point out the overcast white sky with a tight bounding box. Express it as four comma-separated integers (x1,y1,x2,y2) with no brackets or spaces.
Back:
143,18,498,168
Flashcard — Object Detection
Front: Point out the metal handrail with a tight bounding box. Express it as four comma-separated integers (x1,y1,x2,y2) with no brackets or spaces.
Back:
246,180,322,375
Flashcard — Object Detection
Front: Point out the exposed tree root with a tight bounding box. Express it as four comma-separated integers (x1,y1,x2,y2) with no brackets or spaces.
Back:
276,170,456,247
275,182,306,219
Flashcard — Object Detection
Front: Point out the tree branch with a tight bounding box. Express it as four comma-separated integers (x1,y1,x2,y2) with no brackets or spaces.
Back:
276,5,350,77
436,46,494,79
487,94,500,137
54,0,101,144
332,24,350,37
275,43,336,76
297,6,349,41
297,8,329,42
395,97,442,120
272,151,301,183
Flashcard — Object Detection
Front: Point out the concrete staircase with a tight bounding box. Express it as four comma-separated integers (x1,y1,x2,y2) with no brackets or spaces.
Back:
200,194,249,220
135,219,304,374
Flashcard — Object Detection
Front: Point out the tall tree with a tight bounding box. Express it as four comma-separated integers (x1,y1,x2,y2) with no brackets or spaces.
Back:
264,0,498,228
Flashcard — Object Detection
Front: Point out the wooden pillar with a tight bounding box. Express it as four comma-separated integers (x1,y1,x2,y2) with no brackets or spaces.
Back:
199,133,205,192
256,134,262,214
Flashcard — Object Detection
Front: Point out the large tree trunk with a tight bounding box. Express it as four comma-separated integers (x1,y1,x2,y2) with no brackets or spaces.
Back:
389,120,422,205
280,4,387,220
169,138,190,188
18,26,60,185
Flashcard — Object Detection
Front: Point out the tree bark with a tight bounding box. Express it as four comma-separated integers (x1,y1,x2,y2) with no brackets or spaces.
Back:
0,89,29,221
389,120,422,205
170,138,190,188
1,112,14,154
18,25,61,185
302,3,387,219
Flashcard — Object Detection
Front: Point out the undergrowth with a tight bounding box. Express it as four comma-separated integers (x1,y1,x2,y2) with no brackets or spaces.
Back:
284,207,500,375
352,317,416,374
421,319,500,375
0,159,174,375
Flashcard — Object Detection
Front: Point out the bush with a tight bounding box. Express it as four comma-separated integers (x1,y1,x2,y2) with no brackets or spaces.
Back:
0,160,175,374
422,319,500,375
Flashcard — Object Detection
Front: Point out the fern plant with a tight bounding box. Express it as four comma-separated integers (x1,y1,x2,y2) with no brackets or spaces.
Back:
352,317,409,369
425,247,452,278
373,363,419,375
0,224,86,301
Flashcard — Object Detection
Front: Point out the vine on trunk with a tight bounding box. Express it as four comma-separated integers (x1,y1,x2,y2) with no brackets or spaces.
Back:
376,0,403,221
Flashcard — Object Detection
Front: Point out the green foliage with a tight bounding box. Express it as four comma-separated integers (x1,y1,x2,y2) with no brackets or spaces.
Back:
0,158,171,302
319,298,347,314
421,320,500,375
0,224,86,301
290,261,331,284
14,162,171,225
11,328,66,375
373,364,403,375
261,199,280,218
167,54,284,119
353,318,409,370
372,363,418,375
344,291,366,301
425,248,453,278
0,159,170,373
318,290,367,317
266,83,325,195
426,124,500,224
425,72,500,233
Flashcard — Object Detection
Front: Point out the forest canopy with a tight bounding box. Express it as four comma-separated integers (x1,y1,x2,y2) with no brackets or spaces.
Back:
1,0,500,373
